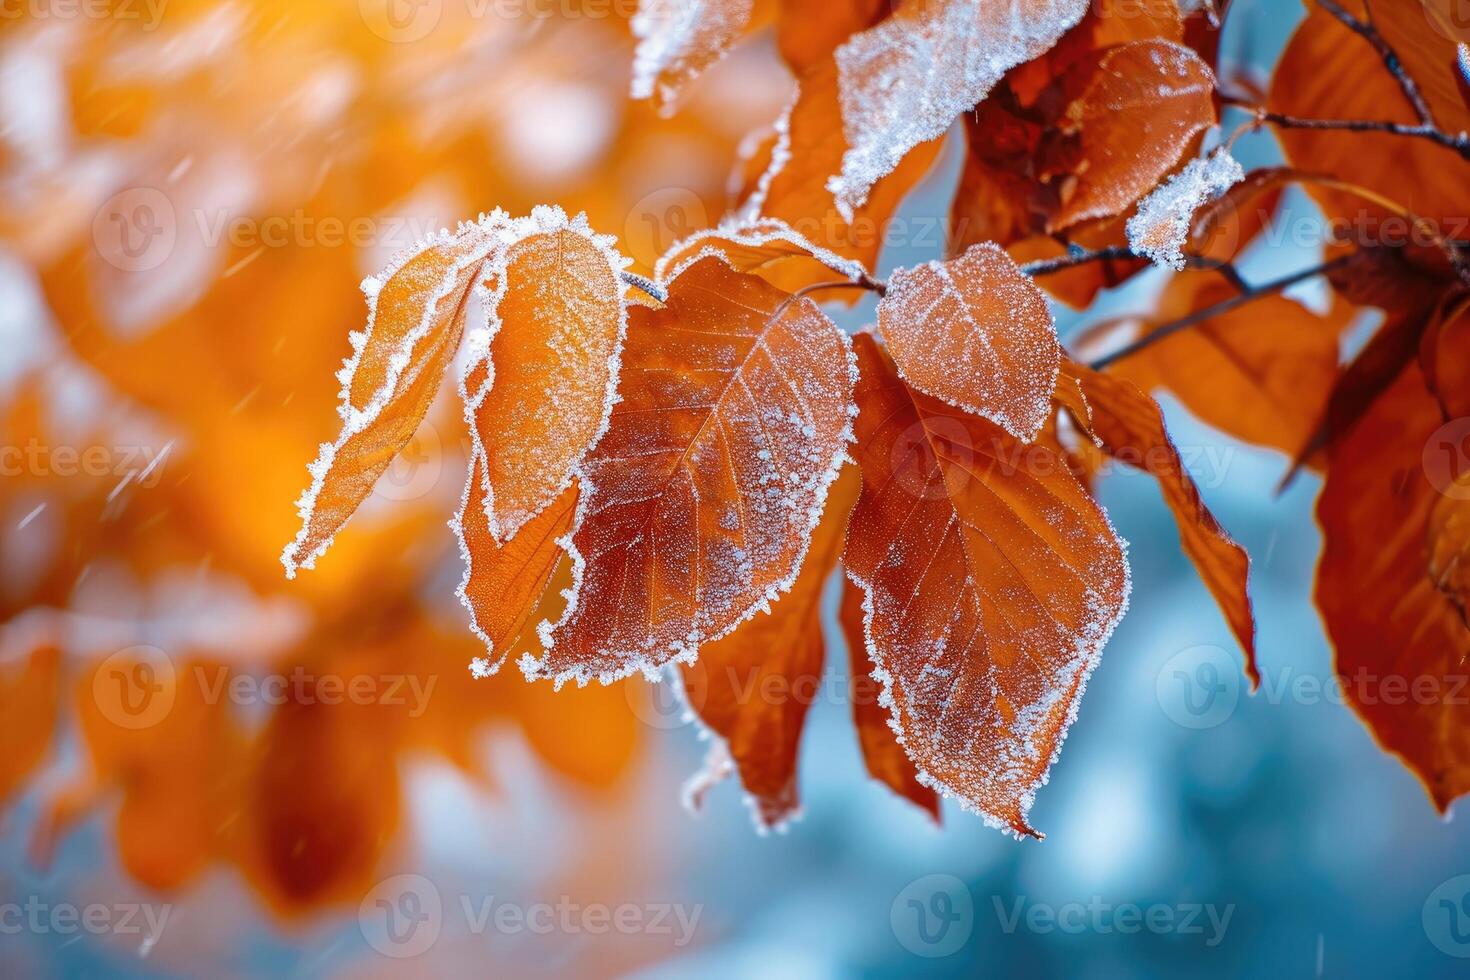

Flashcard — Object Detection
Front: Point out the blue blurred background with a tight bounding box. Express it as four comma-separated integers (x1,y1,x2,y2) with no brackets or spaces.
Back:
5,0,1470,976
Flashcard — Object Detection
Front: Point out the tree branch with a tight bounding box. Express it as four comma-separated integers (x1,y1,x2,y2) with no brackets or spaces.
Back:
1222,95,1470,161
1314,0,1437,127
1085,255,1356,369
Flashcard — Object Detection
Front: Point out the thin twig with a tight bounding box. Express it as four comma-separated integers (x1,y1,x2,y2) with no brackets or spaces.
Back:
1315,0,1437,127
1222,96,1470,161
1086,255,1356,369
1020,246,1238,278
1020,246,1137,276
620,270,667,303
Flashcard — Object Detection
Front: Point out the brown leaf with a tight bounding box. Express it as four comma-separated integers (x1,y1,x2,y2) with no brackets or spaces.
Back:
838,576,940,820
878,243,1060,441
532,256,855,685
1064,361,1258,685
467,218,627,541
678,465,859,829
844,333,1128,837
1113,272,1342,458
1316,358,1470,811
1270,2,1470,226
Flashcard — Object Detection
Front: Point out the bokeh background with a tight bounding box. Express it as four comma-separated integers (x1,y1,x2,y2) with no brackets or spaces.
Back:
3,0,1468,976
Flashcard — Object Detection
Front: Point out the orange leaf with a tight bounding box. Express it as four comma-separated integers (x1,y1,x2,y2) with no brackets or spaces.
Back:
1373,0,1470,135
758,57,941,274
282,221,498,577
838,576,940,820
678,465,858,829
1050,40,1217,230
531,256,855,685
0,645,59,803
1316,359,1470,811
631,0,756,111
777,0,888,74
654,217,869,298
879,242,1060,441
456,458,579,677
1112,272,1342,458
466,214,628,541
1429,481,1470,627
827,0,1089,217
844,333,1129,837
1063,361,1258,685
1270,1,1470,226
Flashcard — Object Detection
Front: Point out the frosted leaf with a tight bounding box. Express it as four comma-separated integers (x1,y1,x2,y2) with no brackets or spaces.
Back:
878,242,1059,443
528,256,856,688
463,207,629,542
678,465,859,831
828,0,1088,220
1050,41,1217,231
452,450,578,675
630,0,755,112
654,217,869,292
844,334,1130,838
1126,148,1244,272
281,214,504,578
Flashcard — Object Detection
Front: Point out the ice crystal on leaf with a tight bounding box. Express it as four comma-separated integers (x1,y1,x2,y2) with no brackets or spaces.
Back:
828,0,1088,219
843,334,1130,838
1126,148,1244,271
528,256,856,689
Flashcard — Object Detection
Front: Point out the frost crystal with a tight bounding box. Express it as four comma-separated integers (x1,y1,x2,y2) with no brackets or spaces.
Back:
1126,148,1244,272
829,0,1088,220
630,0,754,112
